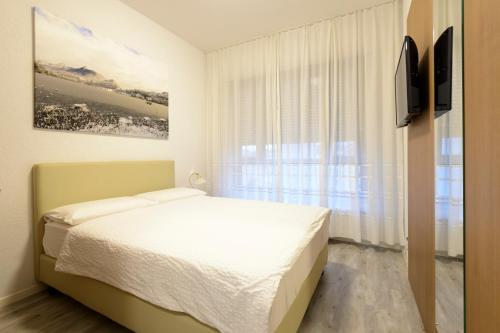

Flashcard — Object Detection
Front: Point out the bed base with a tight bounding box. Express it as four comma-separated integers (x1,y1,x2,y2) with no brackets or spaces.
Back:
39,244,327,333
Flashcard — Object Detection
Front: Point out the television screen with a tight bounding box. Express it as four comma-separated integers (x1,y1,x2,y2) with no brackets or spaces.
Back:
395,36,420,128
435,26,453,118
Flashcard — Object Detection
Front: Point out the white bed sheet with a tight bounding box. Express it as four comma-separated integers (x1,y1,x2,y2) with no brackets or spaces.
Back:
43,212,328,332
43,222,73,258
52,196,330,333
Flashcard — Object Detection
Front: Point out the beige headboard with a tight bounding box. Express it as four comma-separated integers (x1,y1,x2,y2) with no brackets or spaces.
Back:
32,160,175,280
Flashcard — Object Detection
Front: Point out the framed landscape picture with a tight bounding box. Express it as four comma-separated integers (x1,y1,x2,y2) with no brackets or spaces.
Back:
33,7,169,139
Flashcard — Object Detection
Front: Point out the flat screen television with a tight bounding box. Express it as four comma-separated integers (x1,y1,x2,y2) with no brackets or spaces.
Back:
395,36,421,128
434,26,453,118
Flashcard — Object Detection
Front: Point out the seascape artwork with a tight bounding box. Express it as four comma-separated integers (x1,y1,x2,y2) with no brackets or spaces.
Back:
33,7,169,139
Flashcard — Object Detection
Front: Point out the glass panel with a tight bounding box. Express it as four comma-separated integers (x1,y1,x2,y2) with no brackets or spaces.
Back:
433,0,464,332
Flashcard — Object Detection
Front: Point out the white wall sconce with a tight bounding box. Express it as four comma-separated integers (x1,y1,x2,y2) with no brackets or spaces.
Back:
189,169,206,187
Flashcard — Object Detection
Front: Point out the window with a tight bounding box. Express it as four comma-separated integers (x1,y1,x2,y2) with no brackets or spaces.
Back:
435,136,463,223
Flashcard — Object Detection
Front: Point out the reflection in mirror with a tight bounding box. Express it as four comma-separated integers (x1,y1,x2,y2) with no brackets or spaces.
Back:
433,0,464,333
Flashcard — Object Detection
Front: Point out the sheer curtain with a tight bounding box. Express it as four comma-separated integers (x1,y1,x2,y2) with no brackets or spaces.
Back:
207,1,405,246
434,0,463,257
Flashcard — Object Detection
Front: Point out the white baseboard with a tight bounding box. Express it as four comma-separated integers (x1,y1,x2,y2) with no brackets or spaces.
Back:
0,284,46,307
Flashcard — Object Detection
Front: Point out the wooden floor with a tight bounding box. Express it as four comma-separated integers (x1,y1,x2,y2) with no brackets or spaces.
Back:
435,257,464,333
0,242,424,333
298,242,424,333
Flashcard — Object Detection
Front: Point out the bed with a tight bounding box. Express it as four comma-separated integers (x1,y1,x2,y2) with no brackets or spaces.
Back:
32,161,329,333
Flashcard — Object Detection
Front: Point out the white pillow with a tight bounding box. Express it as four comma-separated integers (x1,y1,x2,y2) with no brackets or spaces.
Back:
44,196,154,226
135,187,206,203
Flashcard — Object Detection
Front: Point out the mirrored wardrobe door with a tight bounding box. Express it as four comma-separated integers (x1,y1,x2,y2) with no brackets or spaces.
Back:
433,0,464,332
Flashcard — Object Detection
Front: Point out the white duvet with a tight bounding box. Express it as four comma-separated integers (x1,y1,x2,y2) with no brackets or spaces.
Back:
55,195,330,333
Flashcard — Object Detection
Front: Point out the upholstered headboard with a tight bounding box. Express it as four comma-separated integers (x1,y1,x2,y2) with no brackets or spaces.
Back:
32,160,175,279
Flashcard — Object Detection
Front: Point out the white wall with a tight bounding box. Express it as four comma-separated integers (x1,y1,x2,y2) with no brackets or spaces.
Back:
402,0,412,34
0,0,206,301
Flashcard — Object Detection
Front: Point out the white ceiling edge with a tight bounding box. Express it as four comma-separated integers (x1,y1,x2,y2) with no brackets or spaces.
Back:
120,0,392,52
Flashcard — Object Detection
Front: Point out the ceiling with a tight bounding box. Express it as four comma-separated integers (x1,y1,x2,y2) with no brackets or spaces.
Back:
120,0,390,52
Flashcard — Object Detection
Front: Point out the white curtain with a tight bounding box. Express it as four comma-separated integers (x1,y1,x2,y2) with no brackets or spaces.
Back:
434,0,463,257
207,1,405,246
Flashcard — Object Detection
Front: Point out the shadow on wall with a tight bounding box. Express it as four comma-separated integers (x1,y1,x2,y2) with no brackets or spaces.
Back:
4,169,43,305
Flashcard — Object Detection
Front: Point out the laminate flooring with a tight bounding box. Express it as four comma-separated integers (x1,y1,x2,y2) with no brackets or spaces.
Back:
435,257,464,333
0,242,424,333
298,242,424,333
